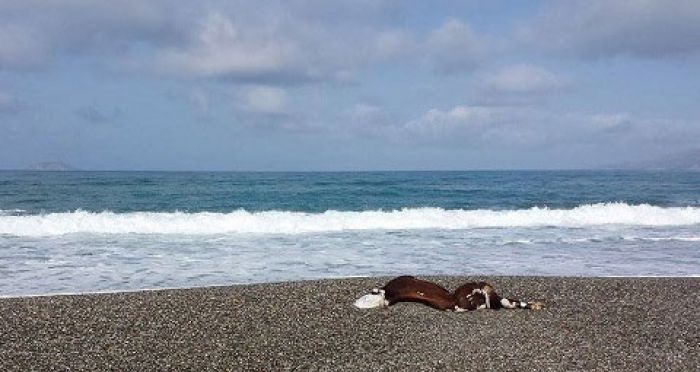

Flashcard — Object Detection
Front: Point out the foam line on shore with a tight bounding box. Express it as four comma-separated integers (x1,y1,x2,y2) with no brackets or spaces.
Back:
2,274,698,299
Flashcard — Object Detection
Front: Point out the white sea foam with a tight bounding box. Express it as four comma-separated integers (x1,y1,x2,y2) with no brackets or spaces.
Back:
1,203,700,237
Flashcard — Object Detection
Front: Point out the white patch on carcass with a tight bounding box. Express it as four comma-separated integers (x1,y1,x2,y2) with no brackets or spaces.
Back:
354,289,387,309
500,298,517,309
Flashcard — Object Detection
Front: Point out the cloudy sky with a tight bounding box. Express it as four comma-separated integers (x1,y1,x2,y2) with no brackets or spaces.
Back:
1,0,699,170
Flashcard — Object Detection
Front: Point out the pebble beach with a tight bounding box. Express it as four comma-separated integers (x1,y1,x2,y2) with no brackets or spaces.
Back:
1,276,698,371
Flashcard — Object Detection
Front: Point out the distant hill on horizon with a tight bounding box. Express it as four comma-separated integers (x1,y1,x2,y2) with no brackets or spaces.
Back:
9,153,700,172
603,149,700,171
26,162,78,171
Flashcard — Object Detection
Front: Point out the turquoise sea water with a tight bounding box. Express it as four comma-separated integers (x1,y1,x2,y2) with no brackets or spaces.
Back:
1,171,699,296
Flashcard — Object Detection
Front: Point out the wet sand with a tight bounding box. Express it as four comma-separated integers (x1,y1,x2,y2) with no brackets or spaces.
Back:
1,276,698,371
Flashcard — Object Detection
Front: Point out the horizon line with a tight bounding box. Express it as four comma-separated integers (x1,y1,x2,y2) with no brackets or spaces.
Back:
0,167,691,173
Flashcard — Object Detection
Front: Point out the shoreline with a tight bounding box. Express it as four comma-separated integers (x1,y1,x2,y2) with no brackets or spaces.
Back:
1,276,698,371
3,274,698,299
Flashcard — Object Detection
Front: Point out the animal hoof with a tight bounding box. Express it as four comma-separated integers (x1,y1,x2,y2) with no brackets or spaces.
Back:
528,301,545,310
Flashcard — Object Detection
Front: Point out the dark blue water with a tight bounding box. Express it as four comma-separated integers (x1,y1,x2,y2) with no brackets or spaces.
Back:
1,170,698,213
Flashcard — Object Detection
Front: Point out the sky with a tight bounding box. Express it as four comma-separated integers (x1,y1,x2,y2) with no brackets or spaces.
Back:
1,0,699,171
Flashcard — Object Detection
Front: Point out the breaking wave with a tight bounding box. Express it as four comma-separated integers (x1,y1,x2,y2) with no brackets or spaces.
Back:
1,203,700,236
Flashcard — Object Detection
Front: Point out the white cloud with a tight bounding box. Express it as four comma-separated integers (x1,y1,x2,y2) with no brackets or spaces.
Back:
522,0,700,58
0,1,489,83
372,30,417,61
238,86,287,115
401,105,546,145
590,114,632,131
152,11,423,84
425,19,481,73
350,103,383,119
342,103,395,138
338,102,700,159
155,12,300,81
471,64,571,106
405,106,494,138
477,64,569,94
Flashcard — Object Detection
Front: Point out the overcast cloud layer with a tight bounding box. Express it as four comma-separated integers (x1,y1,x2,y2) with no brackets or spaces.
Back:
1,0,699,170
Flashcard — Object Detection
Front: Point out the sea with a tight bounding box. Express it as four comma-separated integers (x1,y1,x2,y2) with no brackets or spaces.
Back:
1,170,699,297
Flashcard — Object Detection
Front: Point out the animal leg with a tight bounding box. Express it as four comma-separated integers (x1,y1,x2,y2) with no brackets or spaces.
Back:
498,297,545,310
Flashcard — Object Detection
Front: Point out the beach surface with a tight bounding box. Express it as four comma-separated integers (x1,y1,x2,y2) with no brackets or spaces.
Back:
1,276,698,371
